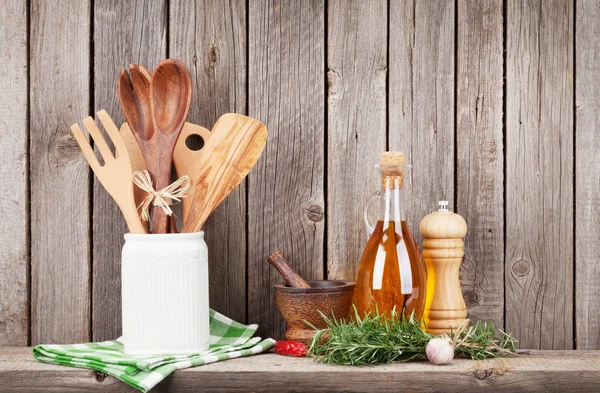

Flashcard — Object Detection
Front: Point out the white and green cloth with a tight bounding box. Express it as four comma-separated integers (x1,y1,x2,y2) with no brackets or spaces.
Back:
33,309,275,392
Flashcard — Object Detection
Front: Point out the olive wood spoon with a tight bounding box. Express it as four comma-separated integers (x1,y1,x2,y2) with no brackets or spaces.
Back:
268,249,311,288
181,114,267,233
172,122,212,221
149,59,192,233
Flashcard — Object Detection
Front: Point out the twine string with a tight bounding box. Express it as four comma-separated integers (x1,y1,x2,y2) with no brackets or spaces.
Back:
132,170,191,222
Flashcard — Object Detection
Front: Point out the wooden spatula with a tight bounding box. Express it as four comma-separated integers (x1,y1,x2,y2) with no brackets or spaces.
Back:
71,110,146,234
172,122,212,221
181,114,268,233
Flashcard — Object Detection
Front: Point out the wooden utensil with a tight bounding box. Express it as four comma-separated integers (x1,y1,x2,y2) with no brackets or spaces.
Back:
181,114,268,233
123,120,209,231
420,201,468,335
172,122,212,221
118,64,162,231
120,122,147,208
148,59,193,233
268,250,311,288
71,110,145,234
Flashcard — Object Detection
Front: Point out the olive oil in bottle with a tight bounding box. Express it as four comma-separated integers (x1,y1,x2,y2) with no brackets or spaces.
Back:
354,152,426,320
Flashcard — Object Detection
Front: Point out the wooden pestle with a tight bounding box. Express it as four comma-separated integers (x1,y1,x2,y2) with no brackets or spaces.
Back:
420,201,468,335
268,250,311,288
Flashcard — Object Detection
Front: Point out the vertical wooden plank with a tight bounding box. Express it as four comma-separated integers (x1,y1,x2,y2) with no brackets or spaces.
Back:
30,0,91,344
576,0,600,349
0,0,28,346
170,0,247,323
327,0,387,281
506,0,573,349
388,0,455,241
456,0,504,327
248,0,325,338
92,0,167,341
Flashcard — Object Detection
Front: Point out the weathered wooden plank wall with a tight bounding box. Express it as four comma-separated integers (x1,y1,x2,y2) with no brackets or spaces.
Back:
0,0,28,346
29,0,92,345
248,0,325,339
506,0,574,349
327,0,387,281
576,0,600,350
171,0,248,325
92,0,167,342
0,0,593,350
456,0,504,329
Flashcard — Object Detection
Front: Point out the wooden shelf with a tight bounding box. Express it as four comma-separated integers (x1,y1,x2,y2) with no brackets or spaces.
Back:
1,347,599,392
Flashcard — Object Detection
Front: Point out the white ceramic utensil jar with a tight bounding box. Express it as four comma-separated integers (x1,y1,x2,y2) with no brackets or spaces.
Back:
121,232,209,355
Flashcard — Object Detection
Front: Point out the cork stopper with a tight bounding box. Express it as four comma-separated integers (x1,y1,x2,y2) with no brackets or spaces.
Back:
380,152,405,167
379,152,406,189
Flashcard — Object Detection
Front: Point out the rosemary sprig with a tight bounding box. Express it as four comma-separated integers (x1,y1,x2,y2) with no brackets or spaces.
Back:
307,307,517,365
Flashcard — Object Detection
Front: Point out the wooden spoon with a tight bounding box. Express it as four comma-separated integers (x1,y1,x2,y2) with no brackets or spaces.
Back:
118,64,162,231
181,114,268,233
172,122,212,221
149,59,192,233
268,249,311,288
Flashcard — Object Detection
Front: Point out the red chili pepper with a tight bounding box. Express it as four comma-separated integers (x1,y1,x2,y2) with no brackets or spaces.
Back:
274,340,308,357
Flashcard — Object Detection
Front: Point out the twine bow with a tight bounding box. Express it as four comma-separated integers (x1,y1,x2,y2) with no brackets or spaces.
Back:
132,170,191,221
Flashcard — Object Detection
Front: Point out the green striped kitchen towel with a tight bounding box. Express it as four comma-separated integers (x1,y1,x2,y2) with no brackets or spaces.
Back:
33,309,275,392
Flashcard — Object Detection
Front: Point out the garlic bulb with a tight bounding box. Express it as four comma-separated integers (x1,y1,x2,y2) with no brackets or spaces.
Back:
426,337,454,365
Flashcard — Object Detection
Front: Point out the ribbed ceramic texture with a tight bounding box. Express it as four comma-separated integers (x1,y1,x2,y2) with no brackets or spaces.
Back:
121,232,209,355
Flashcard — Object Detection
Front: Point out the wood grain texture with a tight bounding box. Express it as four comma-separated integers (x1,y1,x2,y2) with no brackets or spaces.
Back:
71,112,145,234
505,0,574,349
268,249,312,289
29,0,91,344
170,0,247,322
456,0,504,327
275,281,355,344
172,122,212,220
327,0,387,281
181,114,267,233
248,0,325,338
2,348,600,392
0,0,28,346
420,210,468,335
388,0,455,242
148,59,193,234
575,0,600,350
92,0,166,341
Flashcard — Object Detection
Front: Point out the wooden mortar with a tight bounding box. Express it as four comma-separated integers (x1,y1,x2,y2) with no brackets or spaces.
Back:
274,280,355,344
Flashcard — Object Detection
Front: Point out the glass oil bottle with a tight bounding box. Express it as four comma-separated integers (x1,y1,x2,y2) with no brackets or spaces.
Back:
354,152,427,320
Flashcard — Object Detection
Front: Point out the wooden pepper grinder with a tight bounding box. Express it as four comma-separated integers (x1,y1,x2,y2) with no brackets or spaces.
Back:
420,201,468,335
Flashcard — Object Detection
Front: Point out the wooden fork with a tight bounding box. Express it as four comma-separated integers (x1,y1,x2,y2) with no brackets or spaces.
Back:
71,110,146,234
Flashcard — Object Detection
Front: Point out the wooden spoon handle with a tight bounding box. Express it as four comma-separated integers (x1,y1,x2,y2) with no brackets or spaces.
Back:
268,250,311,289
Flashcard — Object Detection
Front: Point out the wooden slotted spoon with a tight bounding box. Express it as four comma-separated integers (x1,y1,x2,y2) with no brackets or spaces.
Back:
71,110,146,234
181,113,268,233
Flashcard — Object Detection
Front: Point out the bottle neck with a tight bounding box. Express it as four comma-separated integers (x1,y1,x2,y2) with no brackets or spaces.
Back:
378,175,406,222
